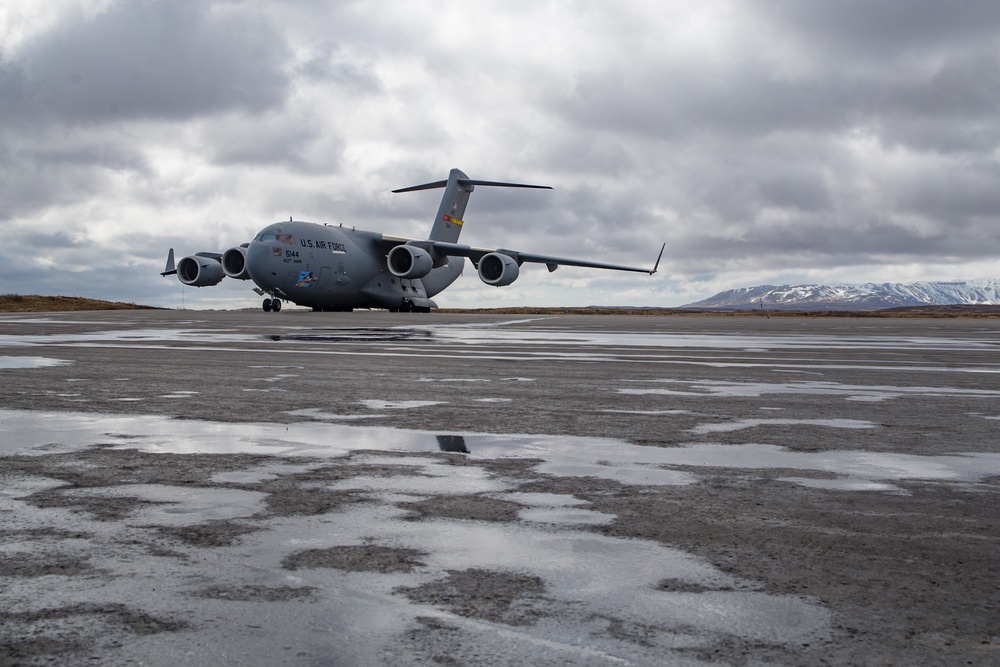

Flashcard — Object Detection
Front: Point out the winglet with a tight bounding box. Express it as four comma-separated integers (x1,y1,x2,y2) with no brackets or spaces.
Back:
161,248,177,276
649,243,665,275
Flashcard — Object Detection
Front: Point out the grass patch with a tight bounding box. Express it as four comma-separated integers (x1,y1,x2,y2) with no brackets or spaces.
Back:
0,295,161,313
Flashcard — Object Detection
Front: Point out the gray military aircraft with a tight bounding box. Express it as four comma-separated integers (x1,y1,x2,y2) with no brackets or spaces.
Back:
162,168,663,312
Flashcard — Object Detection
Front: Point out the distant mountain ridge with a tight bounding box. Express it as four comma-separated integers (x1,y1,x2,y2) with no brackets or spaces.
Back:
684,279,1000,311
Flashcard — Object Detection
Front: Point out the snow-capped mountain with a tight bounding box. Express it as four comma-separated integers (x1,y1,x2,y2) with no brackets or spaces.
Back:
684,279,1000,311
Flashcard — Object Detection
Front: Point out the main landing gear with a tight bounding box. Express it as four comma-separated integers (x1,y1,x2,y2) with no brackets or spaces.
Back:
389,299,430,313
262,298,282,312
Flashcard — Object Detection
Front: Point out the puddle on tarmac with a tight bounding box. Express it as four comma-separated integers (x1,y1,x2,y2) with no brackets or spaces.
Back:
2,409,999,493
266,328,432,342
66,485,268,526
6,406,1000,662
286,408,385,421
602,408,692,416
777,477,901,492
358,399,445,410
0,356,72,369
3,324,999,384
161,391,199,399
517,506,617,525
689,418,876,434
0,407,839,663
620,378,1000,402
418,377,491,383
414,323,1000,355
0,328,262,347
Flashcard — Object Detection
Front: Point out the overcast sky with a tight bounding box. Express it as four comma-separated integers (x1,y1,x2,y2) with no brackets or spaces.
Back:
3,0,1000,309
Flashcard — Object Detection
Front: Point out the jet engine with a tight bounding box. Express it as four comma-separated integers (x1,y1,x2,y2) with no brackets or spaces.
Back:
477,252,520,286
176,255,225,287
387,245,433,279
222,246,251,280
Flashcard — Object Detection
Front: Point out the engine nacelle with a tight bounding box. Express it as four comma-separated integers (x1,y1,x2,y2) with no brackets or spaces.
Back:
387,245,434,279
222,246,251,280
477,252,520,286
177,255,225,287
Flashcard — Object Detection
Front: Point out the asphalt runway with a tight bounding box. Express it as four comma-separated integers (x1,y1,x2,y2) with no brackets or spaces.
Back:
1,310,998,666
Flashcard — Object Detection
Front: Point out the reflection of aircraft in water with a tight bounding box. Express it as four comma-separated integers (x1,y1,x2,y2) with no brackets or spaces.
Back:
436,435,469,453
162,168,664,312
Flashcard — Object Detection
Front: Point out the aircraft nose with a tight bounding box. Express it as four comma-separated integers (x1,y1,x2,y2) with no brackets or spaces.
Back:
245,242,276,283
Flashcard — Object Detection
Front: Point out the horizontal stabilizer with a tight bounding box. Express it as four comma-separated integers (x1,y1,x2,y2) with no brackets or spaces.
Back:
394,168,554,244
393,179,552,193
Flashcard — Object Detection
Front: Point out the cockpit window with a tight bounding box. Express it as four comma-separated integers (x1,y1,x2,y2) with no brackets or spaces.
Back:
255,231,296,245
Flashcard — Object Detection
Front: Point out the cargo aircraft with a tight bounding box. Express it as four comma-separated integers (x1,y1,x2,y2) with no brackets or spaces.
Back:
162,168,664,312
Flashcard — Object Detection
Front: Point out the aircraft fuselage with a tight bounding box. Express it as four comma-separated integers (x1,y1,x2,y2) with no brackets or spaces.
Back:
162,168,661,312
239,221,461,311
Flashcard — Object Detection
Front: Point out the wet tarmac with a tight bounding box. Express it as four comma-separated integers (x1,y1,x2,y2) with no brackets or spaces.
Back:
0,310,998,666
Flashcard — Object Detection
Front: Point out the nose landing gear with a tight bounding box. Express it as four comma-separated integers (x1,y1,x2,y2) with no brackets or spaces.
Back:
253,287,287,313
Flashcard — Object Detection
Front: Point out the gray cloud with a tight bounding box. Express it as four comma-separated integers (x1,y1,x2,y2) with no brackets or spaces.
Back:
2,1,292,126
756,170,832,213
761,1,1000,58
2,1,999,308
0,137,147,220
294,41,382,92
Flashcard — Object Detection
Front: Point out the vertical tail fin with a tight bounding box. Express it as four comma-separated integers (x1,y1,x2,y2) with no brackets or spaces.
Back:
392,168,551,243
429,168,474,242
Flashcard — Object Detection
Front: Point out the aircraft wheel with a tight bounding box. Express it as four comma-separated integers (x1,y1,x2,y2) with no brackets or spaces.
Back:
272,299,282,312
262,298,272,312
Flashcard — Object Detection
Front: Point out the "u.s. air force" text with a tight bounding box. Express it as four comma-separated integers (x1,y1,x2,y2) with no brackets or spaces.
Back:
300,239,346,252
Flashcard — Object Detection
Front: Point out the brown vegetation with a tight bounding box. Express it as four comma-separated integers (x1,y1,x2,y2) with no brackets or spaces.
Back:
0,295,161,313
436,305,1000,318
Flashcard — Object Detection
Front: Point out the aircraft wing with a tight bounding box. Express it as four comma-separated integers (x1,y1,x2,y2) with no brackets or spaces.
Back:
428,241,665,275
